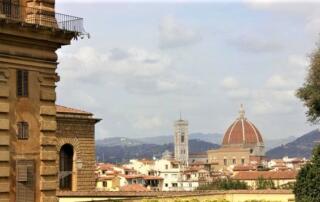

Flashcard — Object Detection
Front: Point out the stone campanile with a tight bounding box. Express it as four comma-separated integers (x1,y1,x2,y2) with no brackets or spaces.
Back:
174,117,189,166
0,0,84,201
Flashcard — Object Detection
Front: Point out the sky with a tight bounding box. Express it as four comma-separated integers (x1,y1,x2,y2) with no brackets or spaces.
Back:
55,0,320,140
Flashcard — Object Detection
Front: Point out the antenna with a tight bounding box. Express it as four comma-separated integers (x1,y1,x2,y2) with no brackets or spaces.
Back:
180,111,182,120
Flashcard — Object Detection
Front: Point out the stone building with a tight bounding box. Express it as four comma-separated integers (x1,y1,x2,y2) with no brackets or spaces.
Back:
208,105,265,170
0,0,94,201
56,105,100,192
174,118,189,166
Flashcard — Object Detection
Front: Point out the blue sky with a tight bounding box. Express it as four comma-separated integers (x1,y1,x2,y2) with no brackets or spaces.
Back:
55,1,320,140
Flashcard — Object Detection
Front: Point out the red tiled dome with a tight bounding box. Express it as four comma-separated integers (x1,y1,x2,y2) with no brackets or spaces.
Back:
222,105,263,146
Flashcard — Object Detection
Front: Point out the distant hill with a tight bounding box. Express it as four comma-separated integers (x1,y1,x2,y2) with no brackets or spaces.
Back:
97,137,143,147
134,133,223,145
264,136,297,151
96,133,223,147
96,132,295,151
96,139,219,163
266,129,320,159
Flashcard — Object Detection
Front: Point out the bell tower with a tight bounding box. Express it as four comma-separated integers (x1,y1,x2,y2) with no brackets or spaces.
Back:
174,116,189,166
0,0,84,201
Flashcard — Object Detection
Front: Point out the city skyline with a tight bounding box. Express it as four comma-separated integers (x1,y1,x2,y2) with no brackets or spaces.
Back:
55,1,319,140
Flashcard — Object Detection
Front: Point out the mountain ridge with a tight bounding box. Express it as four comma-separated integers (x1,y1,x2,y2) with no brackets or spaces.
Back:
266,129,320,159
96,139,219,163
96,132,296,151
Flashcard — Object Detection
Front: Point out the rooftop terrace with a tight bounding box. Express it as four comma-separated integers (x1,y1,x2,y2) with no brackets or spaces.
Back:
0,1,85,34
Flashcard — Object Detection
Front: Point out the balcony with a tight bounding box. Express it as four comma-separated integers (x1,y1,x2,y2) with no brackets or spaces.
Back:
0,1,85,34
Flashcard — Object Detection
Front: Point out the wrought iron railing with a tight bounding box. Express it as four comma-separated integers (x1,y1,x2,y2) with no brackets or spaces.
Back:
0,1,85,33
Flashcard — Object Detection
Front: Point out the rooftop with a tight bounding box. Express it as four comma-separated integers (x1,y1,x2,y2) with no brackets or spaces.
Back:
56,105,92,116
0,2,85,34
233,170,297,180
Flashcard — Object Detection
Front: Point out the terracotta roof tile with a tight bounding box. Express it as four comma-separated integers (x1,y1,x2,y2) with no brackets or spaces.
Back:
143,176,163,180
222,118,264,146
120,184,150,192
233,165,256,171
98,163,116,171
56,105,92,115
233,171,297,180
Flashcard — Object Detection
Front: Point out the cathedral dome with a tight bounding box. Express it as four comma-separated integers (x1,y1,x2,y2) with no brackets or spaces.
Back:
222,105,264,147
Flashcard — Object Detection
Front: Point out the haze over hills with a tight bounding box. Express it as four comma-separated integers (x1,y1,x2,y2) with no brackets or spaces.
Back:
95,131,312,163
96,132,296,151
96,130,320,163
266,129,320,159
96,139,219,163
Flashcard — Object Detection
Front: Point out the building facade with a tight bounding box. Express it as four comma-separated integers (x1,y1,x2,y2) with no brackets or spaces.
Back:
0,1,87,201
56,105,100,192
208,105,265,171
174,118,189,166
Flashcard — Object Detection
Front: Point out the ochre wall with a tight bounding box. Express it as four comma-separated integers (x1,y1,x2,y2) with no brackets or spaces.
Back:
56,117,97,191
0,11,75,202
58,191,295,202
208,148,250,170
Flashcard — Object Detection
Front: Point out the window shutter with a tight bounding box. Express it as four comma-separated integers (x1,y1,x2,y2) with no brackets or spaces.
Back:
17,122,29,140
16,160,35,202
16,70,28,97
17,165,28,182
22,70,28,96
17,70,22,96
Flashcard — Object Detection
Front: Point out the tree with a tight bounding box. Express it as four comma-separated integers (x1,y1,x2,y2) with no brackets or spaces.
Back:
294,145,320,202
196,178,248,190
296,44,320,123
256,177,275,190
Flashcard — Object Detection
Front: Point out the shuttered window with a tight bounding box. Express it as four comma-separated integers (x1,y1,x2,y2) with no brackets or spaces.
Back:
16,160,35,202
17,165,28,182
17,69,28,97
17,122,29,140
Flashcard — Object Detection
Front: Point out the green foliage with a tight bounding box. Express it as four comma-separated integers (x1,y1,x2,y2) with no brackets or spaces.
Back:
294,145,320,202
279,182,295,190
256,177,275,190
197,178,248,190
296,44,320,123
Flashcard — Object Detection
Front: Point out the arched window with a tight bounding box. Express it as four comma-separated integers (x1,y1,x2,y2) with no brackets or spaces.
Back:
59,144,74,190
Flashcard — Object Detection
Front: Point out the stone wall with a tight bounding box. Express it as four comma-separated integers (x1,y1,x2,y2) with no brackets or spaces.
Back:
56,117,98,191
57,190,295,202
0,12,75,202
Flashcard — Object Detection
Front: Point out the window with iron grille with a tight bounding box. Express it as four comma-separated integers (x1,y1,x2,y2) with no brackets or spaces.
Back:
17,69,28,97
17,122,29,140
16,160,35,202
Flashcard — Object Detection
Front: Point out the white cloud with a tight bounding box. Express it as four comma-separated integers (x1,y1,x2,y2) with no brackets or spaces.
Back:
159,15,201,49
305,17,320,39
288,54,309,68
266,75,295,90
59,46,170,80
221,77,251,99
58,0,231,3
228,33,283,53
245,1,320,40
221,77,239,89
132,116,163,130
251,89,297,115
125,73,202,95
221,75,299,115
